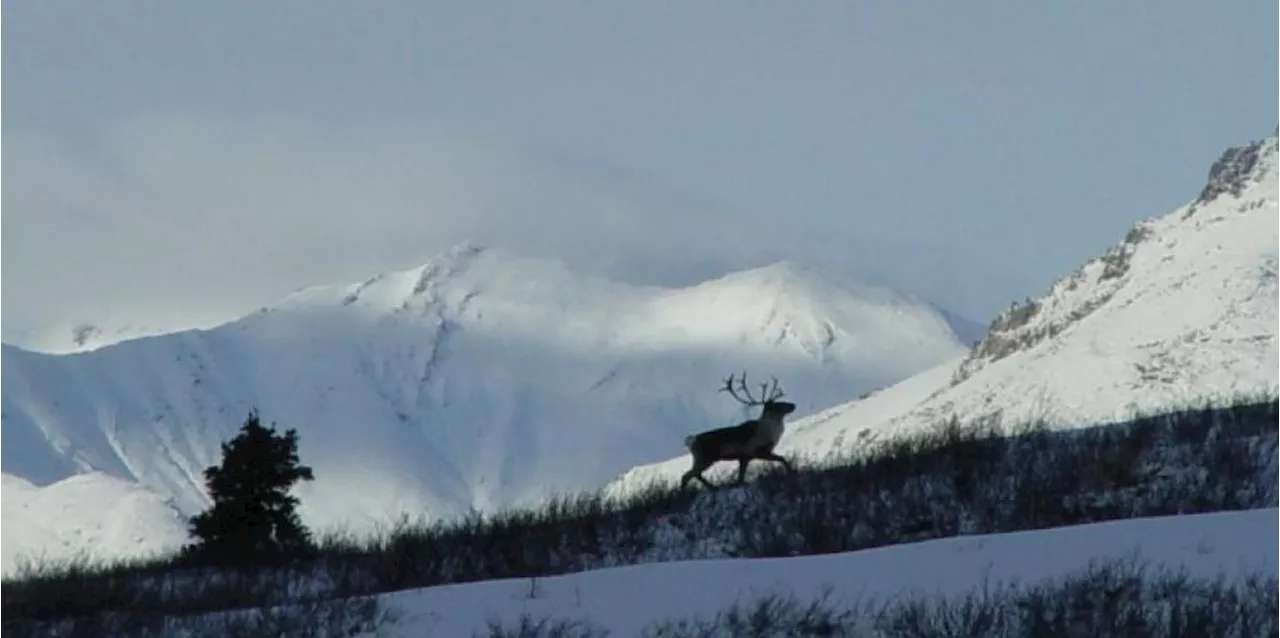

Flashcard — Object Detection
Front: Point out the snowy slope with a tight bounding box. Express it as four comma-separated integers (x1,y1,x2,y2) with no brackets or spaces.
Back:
372,508,1276,636
1,472,189,575
1,244,967,562
611,133,1279,489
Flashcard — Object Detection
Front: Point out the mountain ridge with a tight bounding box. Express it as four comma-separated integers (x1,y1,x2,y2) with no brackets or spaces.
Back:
609,132,1279,492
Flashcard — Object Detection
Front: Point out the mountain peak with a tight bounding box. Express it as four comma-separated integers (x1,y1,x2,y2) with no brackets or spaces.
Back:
699,260,885,302
265,248,968,376
952,130,1278,385
271,241,592,314
1194,133,1278,207
705,260,815,293
445,239,490,260
430,239,499,270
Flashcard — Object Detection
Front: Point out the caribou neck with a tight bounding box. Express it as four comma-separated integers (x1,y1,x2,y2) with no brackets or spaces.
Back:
754,410,788,448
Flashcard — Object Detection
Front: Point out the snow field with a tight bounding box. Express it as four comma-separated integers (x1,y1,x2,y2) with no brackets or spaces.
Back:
375,508,1277,636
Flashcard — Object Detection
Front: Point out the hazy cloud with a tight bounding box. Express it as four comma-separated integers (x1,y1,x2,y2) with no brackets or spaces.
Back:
5,3,1274,343
3,115,828,336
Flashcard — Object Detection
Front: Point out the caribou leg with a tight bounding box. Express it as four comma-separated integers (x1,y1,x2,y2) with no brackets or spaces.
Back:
759,452,794,473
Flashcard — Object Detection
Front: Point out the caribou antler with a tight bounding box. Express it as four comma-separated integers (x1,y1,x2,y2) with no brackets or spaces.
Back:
719,371,786,406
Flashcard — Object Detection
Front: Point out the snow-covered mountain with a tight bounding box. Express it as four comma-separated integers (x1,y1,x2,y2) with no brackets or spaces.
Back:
1,244,968,569
611,132,1279,490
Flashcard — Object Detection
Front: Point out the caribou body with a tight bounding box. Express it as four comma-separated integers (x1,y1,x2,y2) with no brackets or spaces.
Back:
680,372,797,489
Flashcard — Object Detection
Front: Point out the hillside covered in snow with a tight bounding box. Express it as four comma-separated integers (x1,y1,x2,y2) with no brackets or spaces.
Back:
612,132,1279,490
371,508,1280,636
1,246,969,571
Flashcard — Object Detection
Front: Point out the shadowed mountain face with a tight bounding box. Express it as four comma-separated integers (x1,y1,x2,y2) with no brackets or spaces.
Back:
2,245,968,546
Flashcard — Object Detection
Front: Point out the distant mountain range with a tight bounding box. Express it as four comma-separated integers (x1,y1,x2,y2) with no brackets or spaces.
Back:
1,244,970,572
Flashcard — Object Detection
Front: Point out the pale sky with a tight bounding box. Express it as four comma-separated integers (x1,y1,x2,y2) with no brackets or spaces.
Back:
3,2,1276,338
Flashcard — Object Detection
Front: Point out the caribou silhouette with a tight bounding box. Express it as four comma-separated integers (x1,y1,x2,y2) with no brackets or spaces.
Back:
680,372,796,489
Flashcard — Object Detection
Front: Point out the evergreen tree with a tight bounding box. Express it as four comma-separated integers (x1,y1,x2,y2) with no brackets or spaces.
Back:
185,409,315,566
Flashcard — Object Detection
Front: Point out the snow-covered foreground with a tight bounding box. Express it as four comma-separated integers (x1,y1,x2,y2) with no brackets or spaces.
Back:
374,508,1277,636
